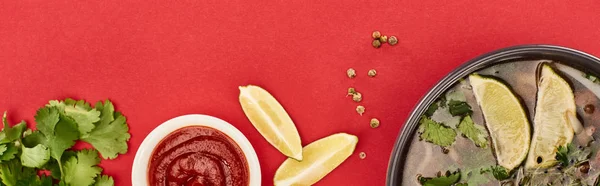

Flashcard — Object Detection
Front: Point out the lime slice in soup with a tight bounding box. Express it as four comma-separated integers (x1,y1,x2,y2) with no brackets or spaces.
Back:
469,74,531,171
525,64,576,169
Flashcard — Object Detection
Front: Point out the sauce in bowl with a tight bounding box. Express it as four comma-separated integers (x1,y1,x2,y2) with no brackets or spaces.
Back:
148,126,249,186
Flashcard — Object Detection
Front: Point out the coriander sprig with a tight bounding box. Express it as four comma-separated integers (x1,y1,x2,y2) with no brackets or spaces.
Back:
0,99,130,186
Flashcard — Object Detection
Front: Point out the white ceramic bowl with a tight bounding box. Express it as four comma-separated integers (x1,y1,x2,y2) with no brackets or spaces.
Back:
131,114,261,186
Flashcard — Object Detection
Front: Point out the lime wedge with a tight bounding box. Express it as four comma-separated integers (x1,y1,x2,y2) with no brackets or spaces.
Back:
239,85,303,160
524,64,575,169
274,133,358,186
469,74,531,171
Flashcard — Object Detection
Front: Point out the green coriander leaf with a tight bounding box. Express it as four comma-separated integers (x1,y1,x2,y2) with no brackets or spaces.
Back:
42,159,61,179
425,101,439,117
0,112,27,144
20,144,50,168
22,131,46,148
480,166,510,181
95,100,114,127
0,145,6,156
490,166,510,180
48,99,100,137
457,115,489,148
418,170,461,186
33,176,53,186
0,159,38,186
0,143,18,162
22,129,32,137
95,175,115,186
556,144,591,167
455,183,468,186
556,145,569,166
15,175,52,186
61,150,77,162
448,100,472,116
34,107,60,137
5,122,26,142
585,73,600,84
418,116,457,147
47,113,79,162
63,149,103,186
35,106,79,178
82,100,131,159
0,132,6,145
439,96,447,108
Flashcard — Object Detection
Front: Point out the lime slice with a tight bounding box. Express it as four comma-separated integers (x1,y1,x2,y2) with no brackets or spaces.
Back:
274,133,358,186
239,85,303,160
469,74,531,171
524,64,575,169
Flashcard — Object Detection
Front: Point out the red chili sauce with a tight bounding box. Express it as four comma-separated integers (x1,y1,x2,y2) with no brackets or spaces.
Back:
148,126,249,186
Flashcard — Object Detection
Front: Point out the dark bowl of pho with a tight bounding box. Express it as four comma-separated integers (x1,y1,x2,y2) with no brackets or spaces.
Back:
386,45,600,186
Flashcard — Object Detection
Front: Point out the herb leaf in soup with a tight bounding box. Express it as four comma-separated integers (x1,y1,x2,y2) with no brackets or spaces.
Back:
418,116,457,147
480,166,510,181
439,97,447,108
448,100,472,117
425,98,447,117
555,144,591,167
457,115,489,148
425,101,439,117
418,170,461,186
585,73,600,84
556,145,570,166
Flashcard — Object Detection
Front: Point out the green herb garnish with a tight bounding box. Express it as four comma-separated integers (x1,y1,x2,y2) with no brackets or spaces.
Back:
20,144,50,168
81,100,131,159
418,170,461,186
457,115,489,148
62,149,103,185
94,175,115,186
585,73,600,84
34,106,80,175
448,100,472,116
418,116,457,147
0,99,130,186
556,144,591,167
0,112,27,144
480,166,510,181
439,96,448,108
556,145,570,166
425,102,439,117
425,98,447,117
0,159,52,186
47,99,101,137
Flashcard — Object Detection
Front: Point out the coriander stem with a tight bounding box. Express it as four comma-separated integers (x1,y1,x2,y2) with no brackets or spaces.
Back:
58,158,64,180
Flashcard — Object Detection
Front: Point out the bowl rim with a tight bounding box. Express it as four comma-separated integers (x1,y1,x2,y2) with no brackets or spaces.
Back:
385,44,600,185
131,114,261,186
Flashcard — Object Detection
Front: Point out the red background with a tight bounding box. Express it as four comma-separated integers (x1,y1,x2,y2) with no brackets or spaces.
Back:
1,1,600,185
